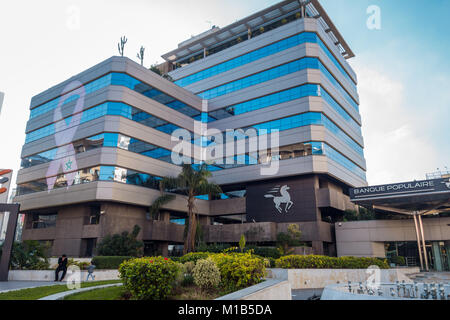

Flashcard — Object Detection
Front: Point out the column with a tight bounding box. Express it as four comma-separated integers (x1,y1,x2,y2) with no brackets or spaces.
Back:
431,242,443,272
446,241,450,272
413,214,424,271
312,241,324,255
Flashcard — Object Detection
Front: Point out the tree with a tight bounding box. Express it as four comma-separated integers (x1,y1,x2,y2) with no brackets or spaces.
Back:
343,207,377,221
150,164,222,254
96,225,144,257
0,240,50,270
239,234,246,253
276,224,302,256
149,64,162,75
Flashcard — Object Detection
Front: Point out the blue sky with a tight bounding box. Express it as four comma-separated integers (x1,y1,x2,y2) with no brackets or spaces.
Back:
0,0,448,188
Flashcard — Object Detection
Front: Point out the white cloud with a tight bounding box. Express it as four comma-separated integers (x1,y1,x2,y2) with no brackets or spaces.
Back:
353,61,439,185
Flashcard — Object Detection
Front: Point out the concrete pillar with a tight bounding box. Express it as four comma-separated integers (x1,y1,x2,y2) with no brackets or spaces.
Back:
312,241,324,255
432,242,443,272
160,212,170,223
198,215,211,226
446,241,450,272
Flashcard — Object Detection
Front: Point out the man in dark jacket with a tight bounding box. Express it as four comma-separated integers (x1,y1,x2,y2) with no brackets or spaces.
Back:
55,254,68,282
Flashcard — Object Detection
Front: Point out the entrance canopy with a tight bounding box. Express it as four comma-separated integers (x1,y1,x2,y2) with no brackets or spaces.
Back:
349,178,450,215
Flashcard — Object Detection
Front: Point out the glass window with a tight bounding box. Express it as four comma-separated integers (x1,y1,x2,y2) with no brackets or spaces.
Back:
29,73,201,120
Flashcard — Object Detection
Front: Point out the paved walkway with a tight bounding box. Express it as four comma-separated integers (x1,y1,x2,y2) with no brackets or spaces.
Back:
39,283,123,300
0,281,60,293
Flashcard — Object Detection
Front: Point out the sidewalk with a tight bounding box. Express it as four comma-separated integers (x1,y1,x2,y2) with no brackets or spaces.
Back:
0,281,60,293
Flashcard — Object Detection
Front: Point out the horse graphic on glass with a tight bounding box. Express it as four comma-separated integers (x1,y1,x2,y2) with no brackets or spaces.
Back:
264,185,294,214
444,179,450,189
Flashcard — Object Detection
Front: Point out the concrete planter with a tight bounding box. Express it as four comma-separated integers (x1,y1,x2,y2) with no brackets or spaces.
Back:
268,267,419,289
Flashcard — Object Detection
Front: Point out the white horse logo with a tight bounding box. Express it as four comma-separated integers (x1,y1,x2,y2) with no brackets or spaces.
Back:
264,185,294,214
443,179,450,189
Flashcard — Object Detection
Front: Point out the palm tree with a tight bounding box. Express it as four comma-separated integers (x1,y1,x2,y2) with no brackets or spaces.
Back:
149,164,222,254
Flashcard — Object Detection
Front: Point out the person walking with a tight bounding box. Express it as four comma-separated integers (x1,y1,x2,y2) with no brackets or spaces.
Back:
86,261,96,281
55,254,68,282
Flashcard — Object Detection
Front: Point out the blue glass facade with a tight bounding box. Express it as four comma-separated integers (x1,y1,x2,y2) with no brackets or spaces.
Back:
197,57,359,112
225,112,364,157
17,165,163,196
17,139,365,196
208,83,361,135
25,102,190,144
175,32,356,90
209,141,366,180
30,73,201,120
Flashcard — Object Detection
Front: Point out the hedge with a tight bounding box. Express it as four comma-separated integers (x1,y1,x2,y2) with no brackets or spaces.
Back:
209,252,266,292
119,257,179,300
91,256,133,269
275,255,389,269
178,252,210,264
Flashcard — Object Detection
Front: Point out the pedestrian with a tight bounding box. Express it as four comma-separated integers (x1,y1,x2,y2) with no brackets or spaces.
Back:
86,261,96,281
55,254,68,282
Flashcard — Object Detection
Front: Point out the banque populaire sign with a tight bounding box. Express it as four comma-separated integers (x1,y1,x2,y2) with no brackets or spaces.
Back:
350,178,450,201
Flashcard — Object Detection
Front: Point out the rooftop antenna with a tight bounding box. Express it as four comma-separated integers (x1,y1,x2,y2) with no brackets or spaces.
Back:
118,36,128,57
137,46,145,66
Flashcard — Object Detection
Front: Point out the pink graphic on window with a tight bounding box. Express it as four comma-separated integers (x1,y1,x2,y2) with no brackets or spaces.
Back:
46,81,86,190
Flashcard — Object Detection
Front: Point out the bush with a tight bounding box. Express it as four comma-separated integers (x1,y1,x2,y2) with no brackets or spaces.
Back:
181,274,195,287
119,257,179,300
388,256,406,266
246,246,281,259
195,243,231,253
275,255,390,269
210,252,266,292
193,259,221,290
92,256,133,269
183,261,195,275
0,240,50,270
96,225,144,257
178,252,209,264
67,259,90,270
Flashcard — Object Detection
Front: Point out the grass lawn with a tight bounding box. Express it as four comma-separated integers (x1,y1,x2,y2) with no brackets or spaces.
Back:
63,285,224,300
64,285,126,300
169,285,223,300
0,280,122,300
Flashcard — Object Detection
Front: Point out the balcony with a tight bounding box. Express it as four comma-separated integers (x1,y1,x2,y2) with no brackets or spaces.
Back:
316,187,355,211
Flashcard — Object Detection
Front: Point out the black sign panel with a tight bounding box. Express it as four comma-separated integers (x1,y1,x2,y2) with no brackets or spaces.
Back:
246,176,318,223
350,178,450,201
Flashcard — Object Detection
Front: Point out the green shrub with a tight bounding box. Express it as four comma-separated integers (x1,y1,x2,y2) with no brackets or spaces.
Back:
178,252,210,264
247,246,281,259
181,274,195,287
0,240,51,270
67,259,90,270
195,243,231,253
210,252,266,292
193,259,221,290
119,257,179,300
96,225,144,257
388,256,406,266
92,256,133,269
183,261,195,275
275,255,390,269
